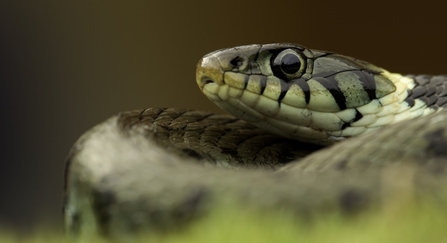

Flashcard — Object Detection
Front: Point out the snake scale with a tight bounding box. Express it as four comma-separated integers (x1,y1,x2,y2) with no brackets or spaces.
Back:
63,43,447,241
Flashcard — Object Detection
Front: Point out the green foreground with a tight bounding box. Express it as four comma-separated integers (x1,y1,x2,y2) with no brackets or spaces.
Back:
3,200,447,243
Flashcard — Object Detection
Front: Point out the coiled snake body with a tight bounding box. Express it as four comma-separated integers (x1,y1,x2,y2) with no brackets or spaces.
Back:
64,43,447,241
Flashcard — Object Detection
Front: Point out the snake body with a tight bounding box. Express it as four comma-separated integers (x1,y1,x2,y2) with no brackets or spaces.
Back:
63,44,447,241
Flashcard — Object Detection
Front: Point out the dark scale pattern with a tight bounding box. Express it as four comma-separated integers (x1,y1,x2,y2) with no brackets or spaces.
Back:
259,75,267,95
116,108,322,169
310,70,380,111
294,79,311,103
404,75,447,110
313,76,347,110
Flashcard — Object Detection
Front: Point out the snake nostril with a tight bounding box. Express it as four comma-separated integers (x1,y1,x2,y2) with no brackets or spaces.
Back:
230,56,243,68
200,76,215,86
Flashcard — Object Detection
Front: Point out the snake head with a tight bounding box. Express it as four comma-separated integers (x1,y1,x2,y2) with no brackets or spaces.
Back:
196,43,412,144
196,44,261,90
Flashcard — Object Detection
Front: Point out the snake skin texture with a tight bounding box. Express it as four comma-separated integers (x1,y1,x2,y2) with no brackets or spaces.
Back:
64,44,447,241
405,74,447,110
64,108,447,241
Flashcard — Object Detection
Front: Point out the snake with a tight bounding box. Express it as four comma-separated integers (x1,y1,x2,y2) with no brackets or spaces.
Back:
63,43,447,241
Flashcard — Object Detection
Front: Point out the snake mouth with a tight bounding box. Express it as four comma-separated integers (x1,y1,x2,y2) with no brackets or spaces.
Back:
203,79,214,85
198,76,216,88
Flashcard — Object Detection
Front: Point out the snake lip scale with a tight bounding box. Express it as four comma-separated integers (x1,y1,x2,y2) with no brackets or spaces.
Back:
64,43,447,241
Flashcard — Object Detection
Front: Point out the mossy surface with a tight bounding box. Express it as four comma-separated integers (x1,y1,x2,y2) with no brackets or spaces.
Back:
4,200,447,243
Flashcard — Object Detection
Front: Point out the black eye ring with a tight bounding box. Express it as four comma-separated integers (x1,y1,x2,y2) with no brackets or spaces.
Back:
271,49,306,81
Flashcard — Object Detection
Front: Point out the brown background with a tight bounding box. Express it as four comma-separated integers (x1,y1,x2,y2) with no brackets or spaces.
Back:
1,0,446,232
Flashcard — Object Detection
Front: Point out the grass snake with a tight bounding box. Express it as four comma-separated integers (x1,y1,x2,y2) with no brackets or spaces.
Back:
63,43,447,241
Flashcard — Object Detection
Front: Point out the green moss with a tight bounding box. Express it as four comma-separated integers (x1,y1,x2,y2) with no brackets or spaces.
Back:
4,200,447,243
145,200,447,243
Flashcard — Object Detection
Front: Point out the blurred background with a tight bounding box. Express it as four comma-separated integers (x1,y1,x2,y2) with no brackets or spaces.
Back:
1,0,446,233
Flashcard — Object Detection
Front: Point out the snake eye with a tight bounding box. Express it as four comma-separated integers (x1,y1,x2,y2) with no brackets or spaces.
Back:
271,49,306,81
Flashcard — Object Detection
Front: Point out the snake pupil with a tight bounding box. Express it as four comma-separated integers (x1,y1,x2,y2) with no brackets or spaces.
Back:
280,53,301,74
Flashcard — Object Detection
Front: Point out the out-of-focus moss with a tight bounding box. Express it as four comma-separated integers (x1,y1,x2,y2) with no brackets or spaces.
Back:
5,199,447,243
